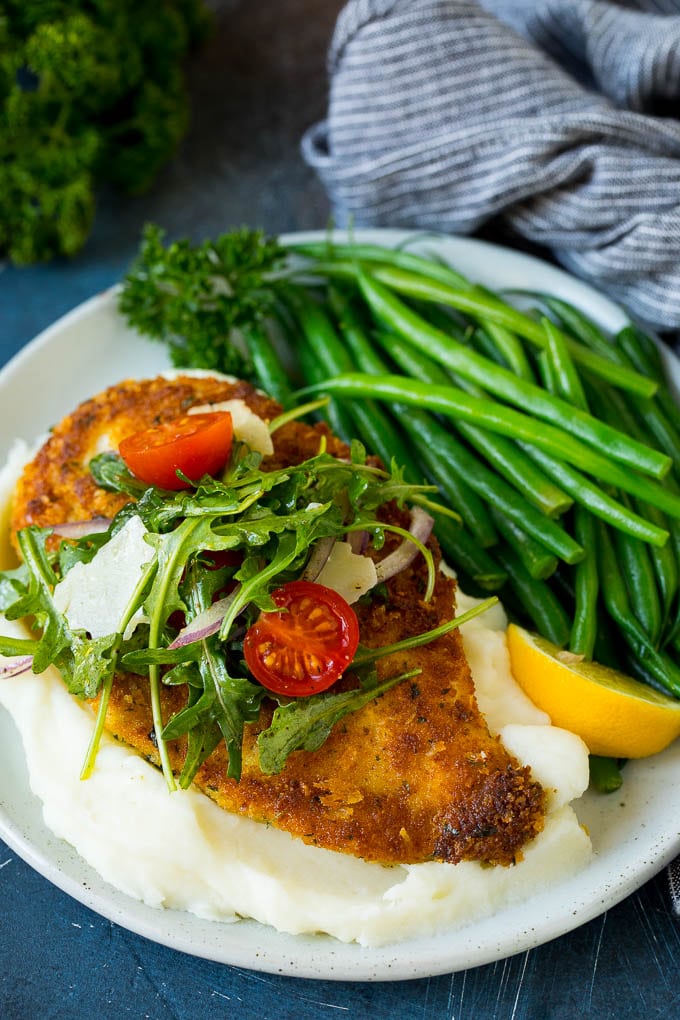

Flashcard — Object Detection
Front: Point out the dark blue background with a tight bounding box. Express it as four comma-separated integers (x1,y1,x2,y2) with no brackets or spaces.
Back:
1,2,679,1017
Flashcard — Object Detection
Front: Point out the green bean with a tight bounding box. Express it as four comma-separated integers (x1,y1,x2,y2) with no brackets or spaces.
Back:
595,521,680,695
462,424,574,519
302,372,680,528
272,301,353,440
372,326,451,387
584,377,650,446
298,256,659,399
630,395,680,469
307,258,680,684
430,513,507,591
534,318,618,701
297,343,354,440
397,414,499,547
613,494,663,647
288,239,470,290
387,411,581,562
478,318,535,381
535,295,619,360
469,325,510,369
615,326,680,440
494,544,572,647
548,303,680,463
389,419,498,545
396,410,583,562
594,353,680,467
329,287,497,546
617,323,667,380
282,283,353,375
327,284,386,375
585,389,680,574
570,507,599,658
374,331,574,518
538,315,602,657
489,507,558,580
536,310,606,663
291,342,354,441
349,401,427,484
660,496,680,647
465,285,537,381
517,442,668,546
241,321,294,408
361,264,658,399
284,284,423,475
357,271,668,476
534,348,561,399
669,629,680,660
622,654,680,698
592,604,626,671
589,756,623,793
634,499,679,640
405,295,472,336
584,380,680,620
549,562,575,611
324,289,508,570
541,316,589,411
422,295,534,380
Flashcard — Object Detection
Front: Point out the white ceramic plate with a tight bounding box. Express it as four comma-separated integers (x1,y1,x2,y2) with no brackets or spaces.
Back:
1,230,679,982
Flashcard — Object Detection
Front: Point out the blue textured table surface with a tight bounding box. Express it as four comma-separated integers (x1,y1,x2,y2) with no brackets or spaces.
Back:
1,3,679,1018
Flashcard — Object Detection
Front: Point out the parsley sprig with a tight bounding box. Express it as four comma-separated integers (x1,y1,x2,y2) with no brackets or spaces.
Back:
118,225,288,377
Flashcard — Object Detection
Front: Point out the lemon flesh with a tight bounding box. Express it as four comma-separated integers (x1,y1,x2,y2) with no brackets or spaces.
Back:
506,623,680,759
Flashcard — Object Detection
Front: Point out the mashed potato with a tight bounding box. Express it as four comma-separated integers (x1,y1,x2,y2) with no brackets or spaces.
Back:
0,440,592,947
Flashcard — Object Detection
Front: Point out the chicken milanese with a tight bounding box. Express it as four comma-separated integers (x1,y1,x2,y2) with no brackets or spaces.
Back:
11,374,546,866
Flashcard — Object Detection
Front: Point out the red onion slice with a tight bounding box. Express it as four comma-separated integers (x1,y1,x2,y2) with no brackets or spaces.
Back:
374,507,435,584
348,530,369,555
302,536,336,582
0,655,33,678
168,586,242,649
50,517,112,539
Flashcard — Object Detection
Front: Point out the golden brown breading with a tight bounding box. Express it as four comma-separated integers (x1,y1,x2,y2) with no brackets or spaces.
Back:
11,375,347,538
10,375,545,866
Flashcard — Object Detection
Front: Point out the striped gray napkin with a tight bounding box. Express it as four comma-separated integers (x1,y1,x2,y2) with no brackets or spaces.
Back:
302,0,680,338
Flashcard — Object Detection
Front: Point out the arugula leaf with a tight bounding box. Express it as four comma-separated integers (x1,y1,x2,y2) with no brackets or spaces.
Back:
0,635,39,657
1,433,457,787
90,452,151,498
257,669,421,776
7,529,74,674
175,687,224,789
69,633,121,700
160,559,265,784
200,644,264,782
159,645,264,784
0,564,30,612
58,531,113,575
122,644,200,668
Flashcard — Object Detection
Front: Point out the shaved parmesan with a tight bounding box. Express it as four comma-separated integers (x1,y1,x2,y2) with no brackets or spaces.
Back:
315,541,378,604
189,398,273,456
53,515,152,639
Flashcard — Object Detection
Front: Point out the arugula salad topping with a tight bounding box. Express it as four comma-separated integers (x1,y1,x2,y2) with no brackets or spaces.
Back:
0,422,493,792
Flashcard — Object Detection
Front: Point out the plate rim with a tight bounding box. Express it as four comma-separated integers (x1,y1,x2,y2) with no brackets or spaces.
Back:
1,228,679,982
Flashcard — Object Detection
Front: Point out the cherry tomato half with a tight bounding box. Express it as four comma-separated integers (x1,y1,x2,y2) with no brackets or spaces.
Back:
243,580,360,697
119,412,233,490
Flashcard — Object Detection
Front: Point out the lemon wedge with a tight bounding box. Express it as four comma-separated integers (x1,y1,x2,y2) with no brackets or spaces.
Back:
506,623,680,758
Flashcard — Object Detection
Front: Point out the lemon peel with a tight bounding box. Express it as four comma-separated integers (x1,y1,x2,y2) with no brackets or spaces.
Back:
506,623,680,758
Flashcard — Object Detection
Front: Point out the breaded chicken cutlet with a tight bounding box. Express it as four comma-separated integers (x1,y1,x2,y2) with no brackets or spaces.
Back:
10,375,546,866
